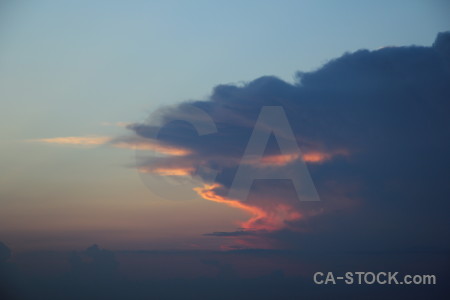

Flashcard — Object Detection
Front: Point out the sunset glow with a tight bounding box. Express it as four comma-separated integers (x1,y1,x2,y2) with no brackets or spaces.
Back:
194,184,303,232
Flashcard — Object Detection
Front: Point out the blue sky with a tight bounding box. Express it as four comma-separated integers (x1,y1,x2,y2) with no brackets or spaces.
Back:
2,0,449,137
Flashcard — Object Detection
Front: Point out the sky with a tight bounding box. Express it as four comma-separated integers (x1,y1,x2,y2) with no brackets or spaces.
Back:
1,0,450,254
2,1,450,299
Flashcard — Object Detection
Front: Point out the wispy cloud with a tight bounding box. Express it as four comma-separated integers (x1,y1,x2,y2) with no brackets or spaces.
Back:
138,166,195,176
30,136,111,146
29,134,191,156
112,136,191,155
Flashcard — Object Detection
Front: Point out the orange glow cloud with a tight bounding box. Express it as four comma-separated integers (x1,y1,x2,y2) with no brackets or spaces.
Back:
139,167,195,176
245,149,348,167
302,152,331,163
114,140,191,156
194,184,268,230
194,184,302,232
32,136,111,146
259,153,301,166
303,148,349,163
31,135,191,156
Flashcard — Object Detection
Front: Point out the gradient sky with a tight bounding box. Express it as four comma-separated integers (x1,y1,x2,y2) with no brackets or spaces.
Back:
1,0,450,252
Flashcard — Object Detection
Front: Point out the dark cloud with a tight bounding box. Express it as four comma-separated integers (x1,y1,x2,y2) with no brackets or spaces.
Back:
0,242,11,263
2,243,449,299
68,244,120,281
0,242,20,300
119,32,450,252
